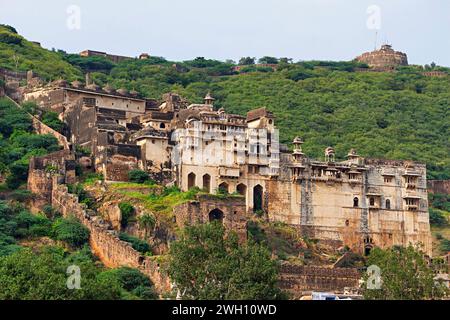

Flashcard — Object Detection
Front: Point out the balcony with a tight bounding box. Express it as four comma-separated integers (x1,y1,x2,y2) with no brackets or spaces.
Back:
219,167,240,178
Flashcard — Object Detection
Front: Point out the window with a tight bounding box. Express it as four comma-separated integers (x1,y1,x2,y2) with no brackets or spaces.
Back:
160,123,166,129
82,97,96,106
384,177,393,183
385,199,391,210
353,197,359,207
369,197,375,206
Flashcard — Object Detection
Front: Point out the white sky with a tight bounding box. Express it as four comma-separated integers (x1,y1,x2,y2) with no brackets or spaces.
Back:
1,0,449,66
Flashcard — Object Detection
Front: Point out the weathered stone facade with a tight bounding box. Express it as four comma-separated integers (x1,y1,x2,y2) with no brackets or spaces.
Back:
22,83,432,257
174,194,247,241
279,264,361,297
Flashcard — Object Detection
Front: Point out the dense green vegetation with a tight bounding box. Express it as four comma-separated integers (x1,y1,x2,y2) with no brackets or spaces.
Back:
119,232,151,254
0,98,60,189
0,200,156,300
0,25,81,81
362,245,447,300
167,222,284,300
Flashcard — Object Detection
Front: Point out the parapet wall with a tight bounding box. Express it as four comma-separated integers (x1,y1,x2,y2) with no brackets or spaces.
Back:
51,180,171,294
279,264,361,297
31,116,70,150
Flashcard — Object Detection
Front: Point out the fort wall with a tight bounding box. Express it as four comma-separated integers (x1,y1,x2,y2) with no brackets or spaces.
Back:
174,194,248,241
279,264,361,297
51,179,171,294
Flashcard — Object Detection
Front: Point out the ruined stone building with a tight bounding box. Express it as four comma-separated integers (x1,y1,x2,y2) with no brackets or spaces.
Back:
356,44,408,70
23,82,432,256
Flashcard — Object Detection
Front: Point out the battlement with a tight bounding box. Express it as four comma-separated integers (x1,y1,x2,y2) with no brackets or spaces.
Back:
356,44,408,69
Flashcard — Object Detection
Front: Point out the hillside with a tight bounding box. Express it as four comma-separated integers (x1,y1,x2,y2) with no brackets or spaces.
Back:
0,25,81,81
1,25,449,179
85,59,450,181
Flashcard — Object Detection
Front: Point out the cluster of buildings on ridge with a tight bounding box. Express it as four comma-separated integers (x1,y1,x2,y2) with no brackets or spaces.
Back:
21,71,432,256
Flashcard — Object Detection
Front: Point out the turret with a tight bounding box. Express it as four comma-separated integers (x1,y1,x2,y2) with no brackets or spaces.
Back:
325,146,335,162
292,136,305,162
204,92,215,106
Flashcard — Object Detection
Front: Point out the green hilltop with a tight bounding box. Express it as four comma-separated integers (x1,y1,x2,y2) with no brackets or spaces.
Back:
1,24,449,179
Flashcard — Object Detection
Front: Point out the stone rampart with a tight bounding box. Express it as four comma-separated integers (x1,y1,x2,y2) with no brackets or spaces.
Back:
51,180,171,294
279,263,361,297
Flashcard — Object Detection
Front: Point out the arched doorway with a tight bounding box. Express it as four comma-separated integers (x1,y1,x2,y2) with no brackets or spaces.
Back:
364,236,374,256
385,199,391,210
218,182,229,194
237,183,247,197
188,172,196,190
353,197,359,207
202,174,211,193
253,185,263,212
209,209,224,223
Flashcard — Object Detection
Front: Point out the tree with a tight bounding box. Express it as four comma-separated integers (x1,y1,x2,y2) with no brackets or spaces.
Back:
99,267,157,300
41,111,65,133
362,245,447,300
138,213,156,239
51,218,90,248
0,247,122,300
238,57,256,66
118,202,134,228
167,222,284,300
258,56,279,64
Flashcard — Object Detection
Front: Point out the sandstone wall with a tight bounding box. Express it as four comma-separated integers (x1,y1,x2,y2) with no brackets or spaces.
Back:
175,194,248,241
51,180,171,294
31,116,70,150
279,264,361,297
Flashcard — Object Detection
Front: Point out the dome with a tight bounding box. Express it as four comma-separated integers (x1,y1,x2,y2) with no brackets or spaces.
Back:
86,83,100,91
71,80,83,88
325,146,335,155
293,136,303,144
53,79,67,87
129,90,139,97
103,84,115,93
117,88,129,96
347,148,359,157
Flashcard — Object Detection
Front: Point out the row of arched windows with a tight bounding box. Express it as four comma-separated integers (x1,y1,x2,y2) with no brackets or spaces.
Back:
353,197,391,209
187,172,264,212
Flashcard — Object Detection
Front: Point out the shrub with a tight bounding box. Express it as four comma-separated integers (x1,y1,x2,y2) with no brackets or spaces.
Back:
118,233,150,254
41,111,65,133
99,267,156,300
118,202,134,228
13,210,51,238
128,169,149,183
0,31,22,45
42,205,60,219
10,190,34,202
429,208,448,227
440,239,450,252
52,218,90,248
